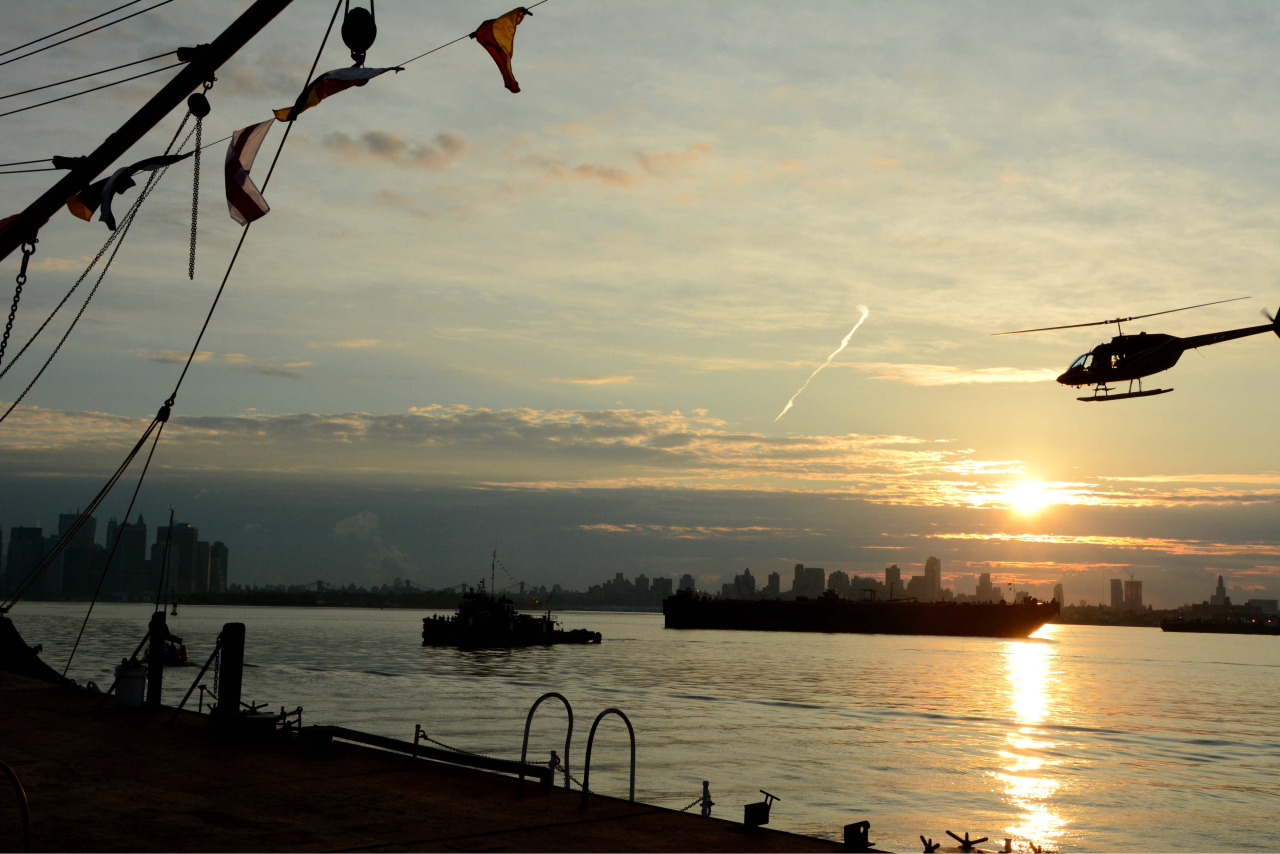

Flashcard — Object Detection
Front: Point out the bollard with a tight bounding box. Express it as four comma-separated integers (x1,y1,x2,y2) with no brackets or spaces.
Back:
212,623,245,723
844,820,874,852
700,781,714,818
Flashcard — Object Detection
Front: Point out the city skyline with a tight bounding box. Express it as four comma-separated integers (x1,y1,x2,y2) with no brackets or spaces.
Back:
1,2,1278,610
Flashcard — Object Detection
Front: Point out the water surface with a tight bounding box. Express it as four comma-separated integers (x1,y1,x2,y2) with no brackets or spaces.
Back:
12,603,1278,852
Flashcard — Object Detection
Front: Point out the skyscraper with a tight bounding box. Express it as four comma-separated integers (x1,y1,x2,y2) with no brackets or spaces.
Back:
885,565,902,598
1053,582,1064,604
924,556,942,603
977,573,994,603
1124,579,1143,611
1110,578,1124,609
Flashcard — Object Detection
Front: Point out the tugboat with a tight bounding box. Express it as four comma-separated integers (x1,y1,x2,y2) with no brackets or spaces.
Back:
422,552,602,648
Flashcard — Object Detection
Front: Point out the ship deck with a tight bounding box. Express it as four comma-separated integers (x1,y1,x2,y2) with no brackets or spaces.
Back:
0,671,842,852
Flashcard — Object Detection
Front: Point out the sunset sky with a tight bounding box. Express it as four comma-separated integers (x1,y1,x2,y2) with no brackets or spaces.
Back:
2,1,1278,607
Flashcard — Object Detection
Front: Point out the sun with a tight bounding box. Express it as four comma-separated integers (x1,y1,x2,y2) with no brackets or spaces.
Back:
1004,481,1053,515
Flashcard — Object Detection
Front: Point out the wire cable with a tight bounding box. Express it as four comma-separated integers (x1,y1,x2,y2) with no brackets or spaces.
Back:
0,62,183,119
0,159,52,169
167,0,343,404
0,168,58,176
0,50,178,101
396,0,552,67
63,417,167,676
0,0,177,69
0,0,147,59
0,118,194,419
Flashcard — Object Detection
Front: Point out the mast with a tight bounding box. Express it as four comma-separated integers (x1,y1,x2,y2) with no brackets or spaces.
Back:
0,0,295,262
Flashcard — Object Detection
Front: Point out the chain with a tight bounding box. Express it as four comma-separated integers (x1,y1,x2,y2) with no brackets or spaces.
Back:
0,241,36,369
188,113,201,280
212,643,220,696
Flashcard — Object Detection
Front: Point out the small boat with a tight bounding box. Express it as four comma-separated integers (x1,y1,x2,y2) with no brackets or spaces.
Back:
142,639,189,667
422,552,601,648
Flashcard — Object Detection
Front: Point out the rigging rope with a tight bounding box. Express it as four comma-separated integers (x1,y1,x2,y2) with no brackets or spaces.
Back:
0,0,147,59
396,0,553,67
0,62,185,119
0,122,196,425
63,418,168,675
0,0,177,68
0,410,165,612
0,51,178,101
166,0,344,404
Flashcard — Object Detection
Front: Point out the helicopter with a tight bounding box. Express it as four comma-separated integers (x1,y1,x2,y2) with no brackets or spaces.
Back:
996,296,1280,402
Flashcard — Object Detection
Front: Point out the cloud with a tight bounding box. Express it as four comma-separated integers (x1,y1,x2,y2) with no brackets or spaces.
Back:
578,523,793,539
321,130,467,169
870,156,900,168
546,375,635,386
635,143,714,175
334,510,379,539
136,349,308,380
849,362,1062,385
29,257,90,273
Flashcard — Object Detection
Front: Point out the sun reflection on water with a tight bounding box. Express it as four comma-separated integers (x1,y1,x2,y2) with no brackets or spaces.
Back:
995,637,1066,851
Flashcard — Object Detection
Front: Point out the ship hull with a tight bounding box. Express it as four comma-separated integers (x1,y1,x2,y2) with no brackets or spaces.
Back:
422,615,601,648
662,596,1058,638
1161,618,1279,636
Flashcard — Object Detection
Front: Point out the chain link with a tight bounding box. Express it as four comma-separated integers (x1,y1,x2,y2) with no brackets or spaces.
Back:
0,241,36,369
188,115,201,280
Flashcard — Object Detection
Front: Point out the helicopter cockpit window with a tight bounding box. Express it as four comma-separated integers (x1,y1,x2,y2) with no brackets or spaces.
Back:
1069,353,1091,370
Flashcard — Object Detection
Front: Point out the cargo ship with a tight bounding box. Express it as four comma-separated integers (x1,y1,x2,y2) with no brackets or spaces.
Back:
662,589,1059,638
1160,616,1279,635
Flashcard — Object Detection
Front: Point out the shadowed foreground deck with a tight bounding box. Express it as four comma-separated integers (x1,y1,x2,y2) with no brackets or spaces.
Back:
0,672,841,852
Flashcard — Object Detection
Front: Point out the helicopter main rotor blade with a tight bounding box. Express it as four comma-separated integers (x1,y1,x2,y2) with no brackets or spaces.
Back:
993,296,1250,336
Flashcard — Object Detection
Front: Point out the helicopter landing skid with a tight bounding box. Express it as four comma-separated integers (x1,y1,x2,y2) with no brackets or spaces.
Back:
1079,387,1172,402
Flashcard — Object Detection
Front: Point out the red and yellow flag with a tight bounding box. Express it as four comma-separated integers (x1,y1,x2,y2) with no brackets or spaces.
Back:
471,8,530,93
274,66,402,122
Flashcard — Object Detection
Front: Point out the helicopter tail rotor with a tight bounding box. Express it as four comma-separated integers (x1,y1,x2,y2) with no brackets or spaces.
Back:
1267,305,1280,337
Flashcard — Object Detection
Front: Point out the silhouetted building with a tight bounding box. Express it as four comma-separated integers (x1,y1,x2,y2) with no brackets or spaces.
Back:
1053,582,1064,604
1123,579,1143,611
765,571,781,597
828,570,851,598
792,564,825,598
733,568,756,598
56,512,101,598
1210,575,1229,606
1110,578,1124,609
885,565,902,598
976,572,995,603
207,541,229,594
4,527,45,598
105,515,149,599
651,576,672,599
924,556,942,603
679,573,696,592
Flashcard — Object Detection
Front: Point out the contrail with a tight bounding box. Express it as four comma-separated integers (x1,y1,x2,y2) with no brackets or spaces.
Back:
774,305,870,422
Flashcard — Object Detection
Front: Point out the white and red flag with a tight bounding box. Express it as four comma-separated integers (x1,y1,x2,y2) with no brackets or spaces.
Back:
225,119,273,225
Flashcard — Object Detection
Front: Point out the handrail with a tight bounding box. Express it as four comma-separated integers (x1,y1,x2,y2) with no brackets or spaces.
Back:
317,726,552,784
579,708,635,808
519,692,573,791
168,637,222,724
0,760,31,852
